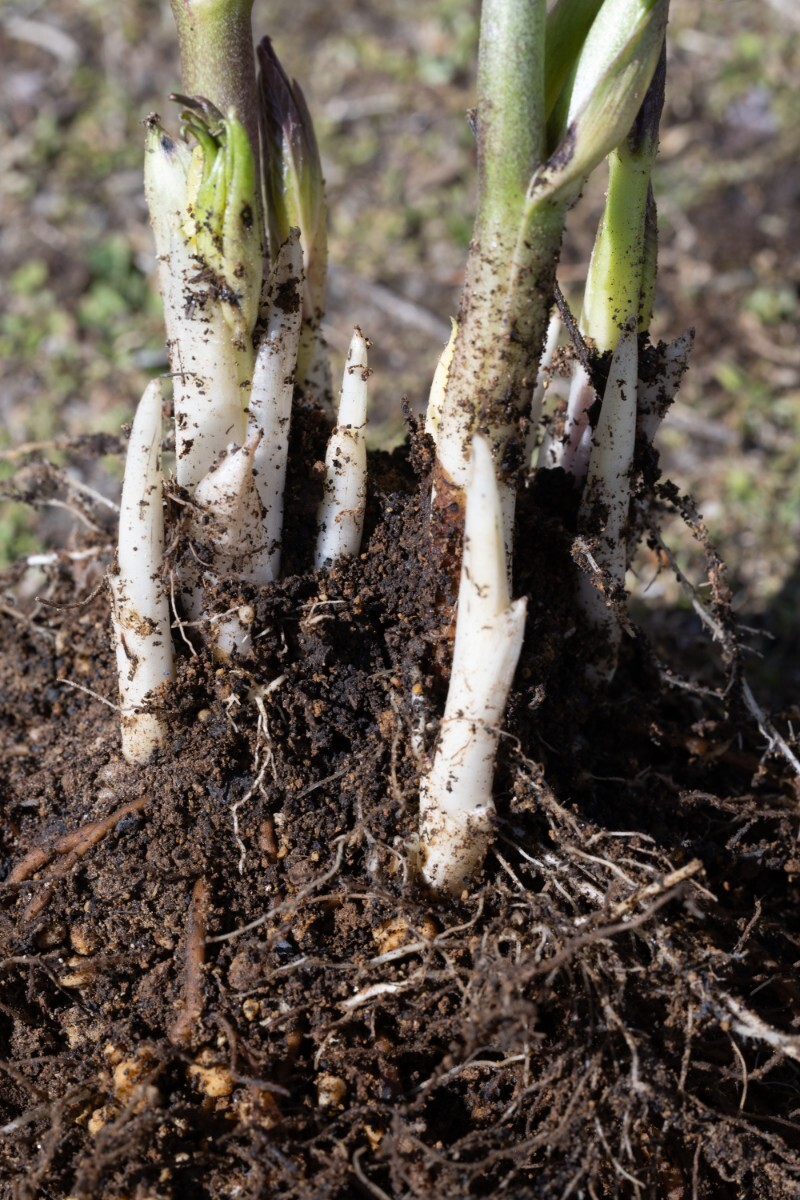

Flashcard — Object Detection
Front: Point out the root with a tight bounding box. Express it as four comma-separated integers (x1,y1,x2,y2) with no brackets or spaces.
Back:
169,875,210,1047
8,797,150,925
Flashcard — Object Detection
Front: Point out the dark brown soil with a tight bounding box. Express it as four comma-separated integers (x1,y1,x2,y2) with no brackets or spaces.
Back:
2,400,800,1200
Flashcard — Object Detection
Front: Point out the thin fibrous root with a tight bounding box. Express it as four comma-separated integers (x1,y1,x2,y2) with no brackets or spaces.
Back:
419,434,527,895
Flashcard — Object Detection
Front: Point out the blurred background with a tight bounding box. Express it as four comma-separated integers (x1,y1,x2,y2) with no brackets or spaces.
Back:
1,0,799,691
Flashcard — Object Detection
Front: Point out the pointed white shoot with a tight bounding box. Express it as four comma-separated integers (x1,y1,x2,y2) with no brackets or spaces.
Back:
420,435,527,895
144,120,248,493
192,430,265,565
314,329,369,568
247,230,304,583
424,318,458,446
525,309,562,461
576,317,638,680
189,431,265,656
110,379,174,764
637,328,693,445
555,361,596,477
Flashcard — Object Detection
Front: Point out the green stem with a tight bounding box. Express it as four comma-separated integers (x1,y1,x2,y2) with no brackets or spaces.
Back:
582,146,652,350
476,0,547,236
438,0,559,497
581,45,665,347
169,0,259,164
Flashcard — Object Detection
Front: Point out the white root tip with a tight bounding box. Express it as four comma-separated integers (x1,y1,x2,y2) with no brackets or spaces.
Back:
111,379,174,764
419,434,527,895
314,328,369,568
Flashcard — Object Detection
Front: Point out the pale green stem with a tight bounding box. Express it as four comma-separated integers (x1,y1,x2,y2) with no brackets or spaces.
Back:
478,0,547,235
582,148,653,348
544,0,604,120
437,0,552,505
581,45,665,347
558,46,666,476
169,0,259,168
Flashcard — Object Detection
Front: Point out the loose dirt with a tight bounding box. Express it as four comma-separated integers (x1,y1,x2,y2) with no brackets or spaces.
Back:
2,396,800,1199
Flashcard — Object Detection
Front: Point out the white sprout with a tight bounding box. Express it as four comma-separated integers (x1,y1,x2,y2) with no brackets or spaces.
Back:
432,336,517,560
576,317,638,681
109,379,175,763
526,308,562,462
556,360,596,477
419,434,527,895
188,430,264,656
424,318,458,446
247,230,304,583
314,328,369,568
637,328,693,444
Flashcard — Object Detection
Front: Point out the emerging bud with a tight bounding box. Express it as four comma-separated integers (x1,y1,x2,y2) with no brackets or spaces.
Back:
176,95,264,341
144,115,249,492
257,39,325,282
533,0,668,207
187,430,265,657
544,0,604,121
191,430,264,566
258,38,330,402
